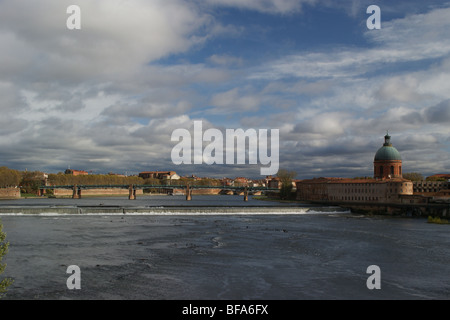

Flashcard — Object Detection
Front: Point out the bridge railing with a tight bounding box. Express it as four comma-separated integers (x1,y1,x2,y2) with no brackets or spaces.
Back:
39,184,280,191
38,184,279,201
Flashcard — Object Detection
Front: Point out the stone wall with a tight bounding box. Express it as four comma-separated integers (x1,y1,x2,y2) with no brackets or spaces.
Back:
192,188,222,195
296,178,413,204
52,188,143,197
344,202,449,218
0,187,21,199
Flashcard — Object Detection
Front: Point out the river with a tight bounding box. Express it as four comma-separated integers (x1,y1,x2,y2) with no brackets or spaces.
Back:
0,195,448,300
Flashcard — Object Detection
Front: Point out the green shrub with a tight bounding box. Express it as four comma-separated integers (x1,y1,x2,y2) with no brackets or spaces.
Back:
427,216,449,224
0,220,13,298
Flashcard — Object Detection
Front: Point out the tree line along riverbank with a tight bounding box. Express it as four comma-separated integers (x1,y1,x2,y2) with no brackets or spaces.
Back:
0,167,251,195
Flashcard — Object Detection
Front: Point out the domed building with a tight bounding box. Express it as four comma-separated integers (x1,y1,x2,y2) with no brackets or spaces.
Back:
296,131,414,205
374,132,402,179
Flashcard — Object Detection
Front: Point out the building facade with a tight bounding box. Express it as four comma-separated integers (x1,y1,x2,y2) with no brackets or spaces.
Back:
296,133,414,204
139,171,180,180
65,169,88,176
297,177,413,204
413,180,449,194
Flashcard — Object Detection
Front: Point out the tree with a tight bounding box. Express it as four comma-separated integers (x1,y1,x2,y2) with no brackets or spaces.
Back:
0,167,21,188
47,173,145,186
20,171,46,194
403,172,424,181
0,219,13,298
426,176,446,181
277,169,297,200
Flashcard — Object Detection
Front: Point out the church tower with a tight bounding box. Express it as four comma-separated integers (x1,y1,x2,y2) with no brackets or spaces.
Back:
374,132,402,179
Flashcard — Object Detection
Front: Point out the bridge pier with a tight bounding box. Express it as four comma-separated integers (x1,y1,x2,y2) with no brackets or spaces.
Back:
48,184,276,201
72,185,81,199
186,185,192,201
129,185,136,200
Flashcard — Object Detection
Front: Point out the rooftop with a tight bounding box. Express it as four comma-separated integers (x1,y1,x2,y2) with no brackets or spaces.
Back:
374,133,402,161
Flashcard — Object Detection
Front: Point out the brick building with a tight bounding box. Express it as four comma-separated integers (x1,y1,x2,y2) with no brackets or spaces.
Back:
297,177,413,204
296,133,414,204
139,171,180,180
65,169,88,176
413,180,449,194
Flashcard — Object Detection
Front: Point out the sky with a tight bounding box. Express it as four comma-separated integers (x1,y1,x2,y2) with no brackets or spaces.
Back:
0,0,449,179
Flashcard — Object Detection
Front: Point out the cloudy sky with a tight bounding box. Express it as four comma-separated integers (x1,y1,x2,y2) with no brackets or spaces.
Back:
1,0,449,179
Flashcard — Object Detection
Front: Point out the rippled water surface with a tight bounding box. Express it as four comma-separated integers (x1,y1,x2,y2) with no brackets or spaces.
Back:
0,196,449,300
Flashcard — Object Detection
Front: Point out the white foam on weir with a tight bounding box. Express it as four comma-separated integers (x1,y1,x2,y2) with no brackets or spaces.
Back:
0,210,350,216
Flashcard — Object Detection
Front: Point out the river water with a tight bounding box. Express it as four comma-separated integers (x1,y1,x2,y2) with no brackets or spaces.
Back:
0,195,449,300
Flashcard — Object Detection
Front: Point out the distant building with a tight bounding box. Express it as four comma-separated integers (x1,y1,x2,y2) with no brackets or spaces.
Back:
250,179,265,187
234,177,248,185
296,133,414,204
266,176,298,189
139,171,180,180
267,177,281,189
220,178,233,186
65,169,88,176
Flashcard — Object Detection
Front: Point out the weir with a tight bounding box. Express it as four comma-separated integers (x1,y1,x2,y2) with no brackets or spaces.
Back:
0,205,349,215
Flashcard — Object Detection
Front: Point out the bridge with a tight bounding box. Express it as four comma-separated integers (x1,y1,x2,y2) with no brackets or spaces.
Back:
39,184,280,201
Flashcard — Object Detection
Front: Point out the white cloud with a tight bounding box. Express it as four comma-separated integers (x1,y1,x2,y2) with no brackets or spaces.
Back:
375,76,423,103
102,101,192,121
0,0,211,82
294,112,347,138
209,88,261,114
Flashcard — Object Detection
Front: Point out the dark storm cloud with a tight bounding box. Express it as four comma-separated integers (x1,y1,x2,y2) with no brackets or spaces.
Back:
426,99,450,123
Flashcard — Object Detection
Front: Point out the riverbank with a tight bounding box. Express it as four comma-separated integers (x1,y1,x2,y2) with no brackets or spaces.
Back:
427,216,450,224
254,195,450,222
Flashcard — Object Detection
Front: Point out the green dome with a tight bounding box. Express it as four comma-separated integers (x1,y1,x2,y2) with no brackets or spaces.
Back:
374,146,402,161
374,133,402,161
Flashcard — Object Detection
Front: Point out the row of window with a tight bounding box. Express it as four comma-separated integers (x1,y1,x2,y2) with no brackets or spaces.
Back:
414,188,439,192
330,196,380,202
338,182,409,187
333,187,409,195
378,165,402,175
413,182,448,187
340,189,379,194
